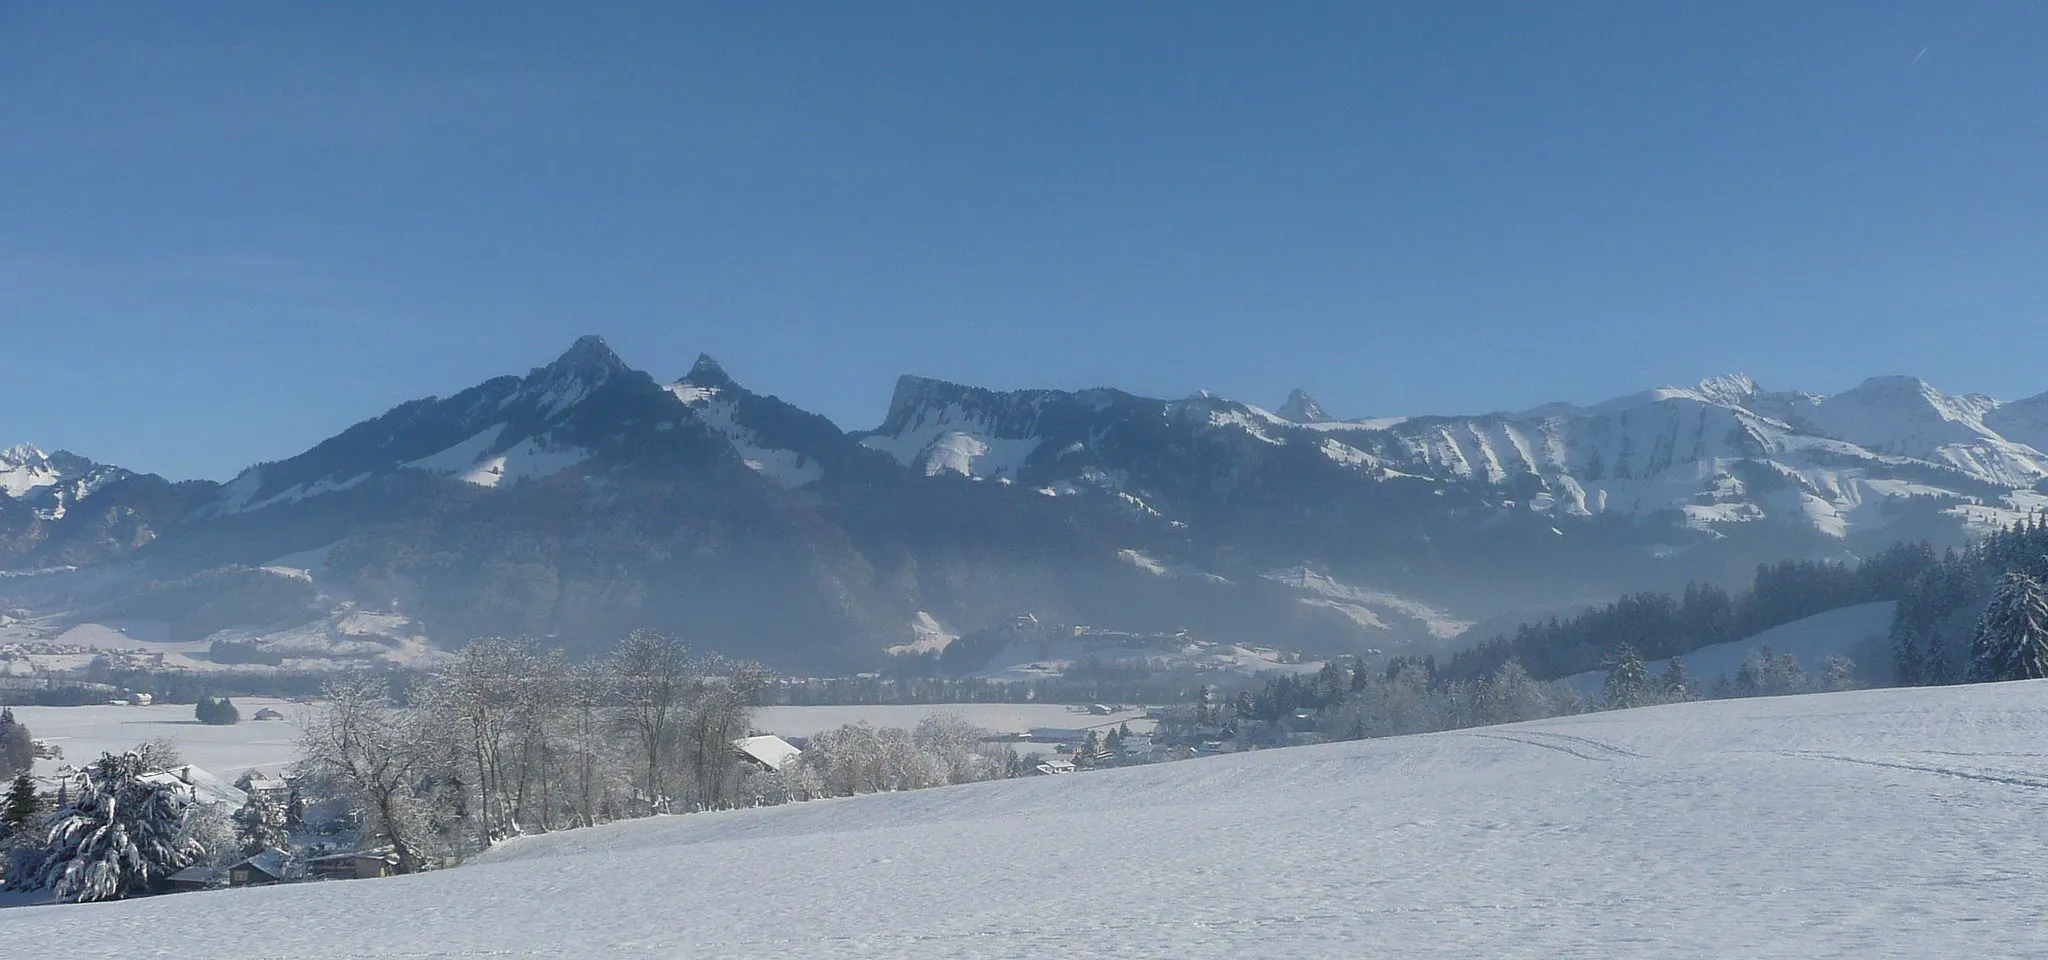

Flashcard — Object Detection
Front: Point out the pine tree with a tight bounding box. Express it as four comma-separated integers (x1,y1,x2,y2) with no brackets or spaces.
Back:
34,752,199,902
2,770,43,839
1658,657,1691,702
1970,572,2048,682
284,786,305,831
1601,643,1648,710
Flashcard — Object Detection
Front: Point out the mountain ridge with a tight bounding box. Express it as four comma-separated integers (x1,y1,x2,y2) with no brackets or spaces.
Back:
5,341,2044,671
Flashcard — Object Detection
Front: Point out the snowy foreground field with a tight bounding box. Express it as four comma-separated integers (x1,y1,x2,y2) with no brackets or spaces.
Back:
10,683,2048,959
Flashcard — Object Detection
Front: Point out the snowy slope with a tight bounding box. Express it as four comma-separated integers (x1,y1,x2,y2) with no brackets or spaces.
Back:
9,683,2048,958
1561,601,1897,698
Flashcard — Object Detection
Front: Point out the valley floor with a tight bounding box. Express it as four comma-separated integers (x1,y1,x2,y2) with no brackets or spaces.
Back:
7,683,2048,958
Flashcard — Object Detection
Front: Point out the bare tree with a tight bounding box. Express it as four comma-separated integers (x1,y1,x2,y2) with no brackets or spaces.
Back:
295,676,443,873
610,629,692,811
680,657,771,810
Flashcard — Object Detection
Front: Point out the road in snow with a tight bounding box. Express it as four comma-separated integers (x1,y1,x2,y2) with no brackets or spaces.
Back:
7,682,2048,958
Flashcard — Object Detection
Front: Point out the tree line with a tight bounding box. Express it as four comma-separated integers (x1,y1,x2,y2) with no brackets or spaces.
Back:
1889,519,2048,684
1447,540,1943,682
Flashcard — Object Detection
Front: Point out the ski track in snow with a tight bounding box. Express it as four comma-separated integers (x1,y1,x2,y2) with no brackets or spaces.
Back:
11,683,2048,958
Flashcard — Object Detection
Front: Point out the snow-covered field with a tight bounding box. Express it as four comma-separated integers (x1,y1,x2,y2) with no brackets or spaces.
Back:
753,703,1151,738
9,698,304,780
9,682,2048,957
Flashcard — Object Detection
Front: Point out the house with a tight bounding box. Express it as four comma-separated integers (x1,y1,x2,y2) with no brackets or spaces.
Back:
1086,703,1115,716
252,707,286,721
166,865,223,892
141,765,249,809
733,735,802,772
229,849,289,886
1120,736,1154,760
309,850,397,881
1032,758,1076,775
237,770,291,799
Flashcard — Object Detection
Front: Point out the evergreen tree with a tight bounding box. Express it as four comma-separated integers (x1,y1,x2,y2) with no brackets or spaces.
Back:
1970,571,2048,682
2,770,43,839
283,786,305,831
1658,657,1692,702
34,752,199,902
195,697,241,726
0,708,32,777
1818,654,1857,692
233,793,290,856
1601,643,1648,710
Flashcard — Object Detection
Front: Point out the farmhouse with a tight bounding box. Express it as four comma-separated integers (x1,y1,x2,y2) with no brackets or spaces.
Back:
733,735,802,772
165,866,223,893
310,850,398,881
229,850,289,887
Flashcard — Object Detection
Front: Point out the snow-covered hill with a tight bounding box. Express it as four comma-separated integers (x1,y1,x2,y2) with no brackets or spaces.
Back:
9,683,2048,957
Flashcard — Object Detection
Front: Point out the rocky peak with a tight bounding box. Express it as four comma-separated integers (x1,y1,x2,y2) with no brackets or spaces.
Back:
684,353,736,389
1277,388,1330,423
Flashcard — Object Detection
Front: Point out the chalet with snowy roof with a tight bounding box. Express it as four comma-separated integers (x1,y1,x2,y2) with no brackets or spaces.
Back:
237,769,290,798
166,865,224,892
1032,758,1076,775
252,707,286,721
733,735,802,772
229,849,289,886
310,849,398,881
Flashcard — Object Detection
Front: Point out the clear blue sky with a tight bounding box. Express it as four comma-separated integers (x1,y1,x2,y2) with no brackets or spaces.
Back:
4,2,2045,481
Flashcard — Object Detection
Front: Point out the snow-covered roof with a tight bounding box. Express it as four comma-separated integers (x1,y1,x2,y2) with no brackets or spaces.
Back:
235,849,289,879
141,764,249,808
168,866,222,884
733,735,802,771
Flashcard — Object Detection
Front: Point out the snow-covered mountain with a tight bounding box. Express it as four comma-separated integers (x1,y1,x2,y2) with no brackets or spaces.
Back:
4,344,2044,671
861,370,2048,545
8,683,2044,957
0,445,207,570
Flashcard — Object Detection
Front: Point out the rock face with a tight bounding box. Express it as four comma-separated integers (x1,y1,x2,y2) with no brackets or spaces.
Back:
4,342,2044,672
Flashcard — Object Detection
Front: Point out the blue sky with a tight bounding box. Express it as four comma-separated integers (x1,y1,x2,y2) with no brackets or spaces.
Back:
3,2,2045,480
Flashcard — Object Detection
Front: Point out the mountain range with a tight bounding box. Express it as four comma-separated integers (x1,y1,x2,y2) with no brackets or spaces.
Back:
4,336,2044,672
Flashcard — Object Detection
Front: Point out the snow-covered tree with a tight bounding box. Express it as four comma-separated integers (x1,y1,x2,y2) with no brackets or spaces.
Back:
0,708,32,777
1735,646,1807,697
1818,654,1857,692
195,697,241,726
35,751,199,902
234,792,290,856
1657,657,1692,702
1970,571,2048,682
295,676,445,873
1602,643,1649,710
1477,659,1552,724
179,805,241,868
609,629,693,811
